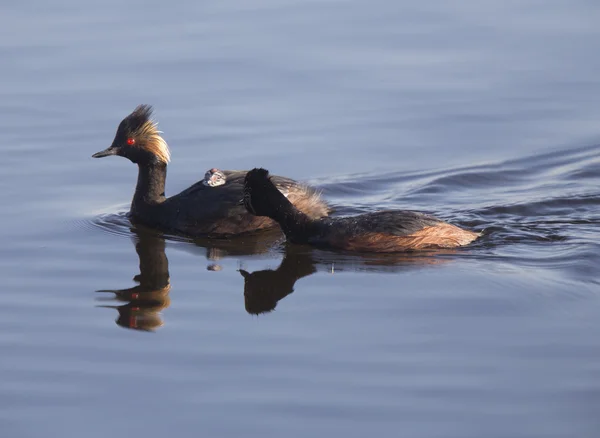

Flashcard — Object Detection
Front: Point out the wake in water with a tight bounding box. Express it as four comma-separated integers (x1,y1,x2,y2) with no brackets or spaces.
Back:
86,144,600,282
322,144,599,238
85,143,600,328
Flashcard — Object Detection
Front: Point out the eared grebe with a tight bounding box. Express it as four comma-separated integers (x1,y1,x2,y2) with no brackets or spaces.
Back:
92,105,329,237
243,168,481,252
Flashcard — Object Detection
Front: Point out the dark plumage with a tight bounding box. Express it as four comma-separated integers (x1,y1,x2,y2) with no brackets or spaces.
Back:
243,168,480,252
92,106,329,237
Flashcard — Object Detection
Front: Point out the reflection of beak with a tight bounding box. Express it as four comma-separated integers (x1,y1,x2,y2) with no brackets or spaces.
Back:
92,146,118,158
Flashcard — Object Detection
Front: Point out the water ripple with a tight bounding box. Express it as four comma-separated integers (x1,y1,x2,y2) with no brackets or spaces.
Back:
80,144,600,285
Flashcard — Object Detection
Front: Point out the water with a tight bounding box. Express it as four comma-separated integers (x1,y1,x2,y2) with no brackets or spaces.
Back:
1,1,600,437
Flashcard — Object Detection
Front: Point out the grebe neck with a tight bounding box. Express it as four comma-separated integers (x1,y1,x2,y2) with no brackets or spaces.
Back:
132,161,167,208
270,200,314,244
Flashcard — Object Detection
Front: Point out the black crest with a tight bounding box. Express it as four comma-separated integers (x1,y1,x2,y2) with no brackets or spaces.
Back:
244,168,270,185
119,104,154,135
243,168,290,217
243,168,270,215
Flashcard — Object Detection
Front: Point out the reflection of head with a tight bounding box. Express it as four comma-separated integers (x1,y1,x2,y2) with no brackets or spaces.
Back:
104,284,172,331
239,250,316,315
115,308,165,331
96,230,171,331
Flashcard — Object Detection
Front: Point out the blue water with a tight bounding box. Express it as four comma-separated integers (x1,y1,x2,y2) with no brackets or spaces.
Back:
1,1,599,437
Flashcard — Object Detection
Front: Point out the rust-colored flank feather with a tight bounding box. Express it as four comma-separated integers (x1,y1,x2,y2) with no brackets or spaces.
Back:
285,187,330,219
330,224,481,253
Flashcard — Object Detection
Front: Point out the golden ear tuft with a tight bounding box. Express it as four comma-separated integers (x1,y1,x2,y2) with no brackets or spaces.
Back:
139,119,171,164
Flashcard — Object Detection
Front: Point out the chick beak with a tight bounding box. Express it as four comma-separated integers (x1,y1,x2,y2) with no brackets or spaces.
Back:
92,146,118,158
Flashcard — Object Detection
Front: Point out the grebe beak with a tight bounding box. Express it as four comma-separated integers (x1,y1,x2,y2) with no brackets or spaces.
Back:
92,146,118,158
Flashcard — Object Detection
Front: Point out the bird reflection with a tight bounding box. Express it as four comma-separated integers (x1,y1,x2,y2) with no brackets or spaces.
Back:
96,231,171,331
238,245,457,315
240,248,317,315
95,221,457,328
93,225,285,330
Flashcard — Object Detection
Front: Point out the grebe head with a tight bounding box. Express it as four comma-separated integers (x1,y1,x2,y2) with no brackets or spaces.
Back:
243,168,282,217
92,104,171,165
203,168,227,187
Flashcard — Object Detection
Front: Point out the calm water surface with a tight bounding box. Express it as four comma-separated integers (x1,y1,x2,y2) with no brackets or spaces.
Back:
1,1,600,437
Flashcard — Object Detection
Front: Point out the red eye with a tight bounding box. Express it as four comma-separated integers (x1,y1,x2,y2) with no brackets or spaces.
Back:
126,138,135,145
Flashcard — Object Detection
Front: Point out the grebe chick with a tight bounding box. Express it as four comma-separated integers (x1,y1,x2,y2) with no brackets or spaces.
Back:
92,105,329,237
203,168,227,187
243,168,481,253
